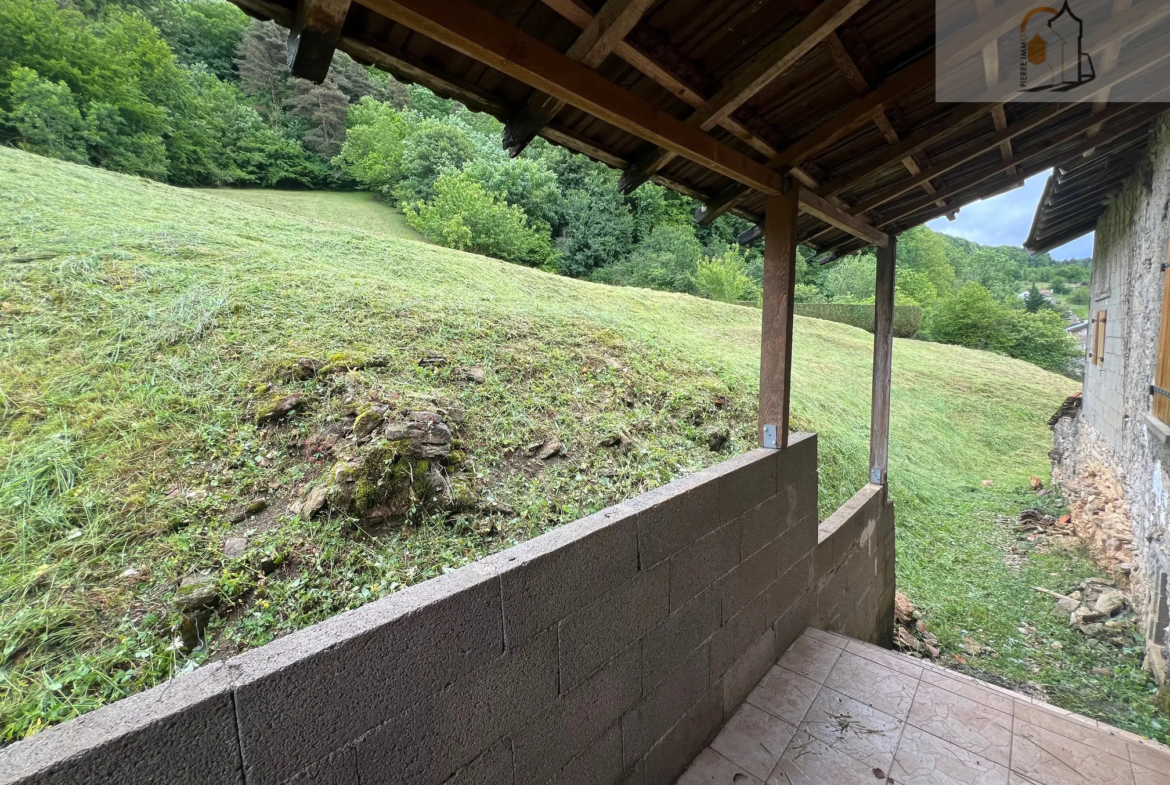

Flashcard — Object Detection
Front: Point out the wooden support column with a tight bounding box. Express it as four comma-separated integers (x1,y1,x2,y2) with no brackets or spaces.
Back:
759,180,799,449
869,234,896,486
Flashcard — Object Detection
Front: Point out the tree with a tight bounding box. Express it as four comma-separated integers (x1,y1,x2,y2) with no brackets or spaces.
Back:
234,20,286,120
332,97,411,192
5,67,89,163
404,171,552,266
898,226,955,297
692,247,759,304
555,170,634,278
1023,284,1047,313
286,78,348,158
593,223,703,293
393,118,476,203
822,253,877,303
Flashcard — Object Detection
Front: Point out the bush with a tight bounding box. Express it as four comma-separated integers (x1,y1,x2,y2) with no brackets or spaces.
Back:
592,223,703,293
692,247,760,304
332,97,410,192
795,303,924,338
794,283,827,303
404,171,551,266
392,118,476,203
1067,285,1091,305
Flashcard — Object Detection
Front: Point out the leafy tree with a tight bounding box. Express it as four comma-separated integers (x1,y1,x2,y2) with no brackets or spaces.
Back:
332,97,410,192
897,225,955,297
138,0,249,80
1023,284,1047,312
404,171,551,266
822,253,876,303
555,170,634,278
393,118,476,203
1067,286,1091,305
462,156,563,232
5,67,89,163
593,223,703,293
794,283,827,303
406,83,452,118
692,247,760,304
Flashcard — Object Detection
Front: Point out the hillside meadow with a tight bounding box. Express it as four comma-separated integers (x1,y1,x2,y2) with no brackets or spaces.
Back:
2,150,1163,743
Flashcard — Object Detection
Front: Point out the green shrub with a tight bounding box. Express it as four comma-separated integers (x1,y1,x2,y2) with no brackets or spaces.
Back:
404,171,551,266
592,223,703,293
692,247,760,304
794,303,924,338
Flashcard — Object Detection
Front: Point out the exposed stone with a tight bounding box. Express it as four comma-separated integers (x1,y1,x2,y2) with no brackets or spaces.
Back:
535,439,563,461
174,574,219,612
1094,588,1127,616
255,393,307,425
223,537,248,560
707,430,729,452
176,608,212,653
418,355,447,367
459,367,486,384
353,406,386,440
120,567,141,581
289,357,325,380
1052,596,1080,616
246,498,268,516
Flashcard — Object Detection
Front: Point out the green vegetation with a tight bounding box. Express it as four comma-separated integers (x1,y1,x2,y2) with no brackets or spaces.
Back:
794,303,923,339
2,151,1164,745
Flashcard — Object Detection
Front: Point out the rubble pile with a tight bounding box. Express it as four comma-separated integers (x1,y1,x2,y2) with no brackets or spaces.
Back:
1058,467,1135,574
892,592,941,659
1037,577,1138,645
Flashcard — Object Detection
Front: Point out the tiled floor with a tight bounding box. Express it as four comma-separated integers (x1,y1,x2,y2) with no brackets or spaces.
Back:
678,627,1170,785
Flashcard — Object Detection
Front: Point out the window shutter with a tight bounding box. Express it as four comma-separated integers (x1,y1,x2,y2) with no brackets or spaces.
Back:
1153,243,1170,424
1091,310,1107,367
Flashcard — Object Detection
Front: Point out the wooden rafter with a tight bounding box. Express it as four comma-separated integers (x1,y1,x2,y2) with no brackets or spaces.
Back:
616,0,874,192
287,0,352,82
502,0,656,156
973,0,1015,178
363,0,888,245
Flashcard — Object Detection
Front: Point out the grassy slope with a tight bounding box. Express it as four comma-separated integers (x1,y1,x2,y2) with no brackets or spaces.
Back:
195,188,426,242
1,151,1162,742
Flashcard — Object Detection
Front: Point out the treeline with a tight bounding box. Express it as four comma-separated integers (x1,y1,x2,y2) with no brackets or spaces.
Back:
1,0,1082,372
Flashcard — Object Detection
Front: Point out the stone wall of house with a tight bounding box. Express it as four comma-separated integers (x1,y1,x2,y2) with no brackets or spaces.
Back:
1051,115,1170,684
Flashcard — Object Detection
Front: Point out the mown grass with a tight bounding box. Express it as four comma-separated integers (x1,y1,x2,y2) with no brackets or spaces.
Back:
195,188,426,242
1,150,1163,744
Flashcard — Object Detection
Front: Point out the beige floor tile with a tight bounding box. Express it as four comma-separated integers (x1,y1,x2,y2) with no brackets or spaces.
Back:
798,687,902,771
1133,764,1170,785
1011,720,1134,785
1128,741,1170,773
890,725,1009,785
779,635,843,684
825,651,919,720
746,665,822,726
1009,775,1045,785
768,728,892,784
919,668,1015,715
907,681,1013,767
677,747,763,785
843,639,924,679
1014,702,1128,759
803,627,848,649
710,703,797,781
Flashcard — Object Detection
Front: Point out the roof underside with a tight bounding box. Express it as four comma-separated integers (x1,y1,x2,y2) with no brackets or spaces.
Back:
232,0,1170,255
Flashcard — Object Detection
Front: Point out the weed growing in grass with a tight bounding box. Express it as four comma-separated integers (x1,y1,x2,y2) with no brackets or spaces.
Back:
1,149,1161,744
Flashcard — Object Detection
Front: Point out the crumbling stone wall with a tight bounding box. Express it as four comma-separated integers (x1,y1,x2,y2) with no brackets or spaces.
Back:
1051,115,1170,684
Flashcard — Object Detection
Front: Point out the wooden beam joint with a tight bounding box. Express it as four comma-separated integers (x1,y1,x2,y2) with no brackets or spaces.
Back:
287,0,351,82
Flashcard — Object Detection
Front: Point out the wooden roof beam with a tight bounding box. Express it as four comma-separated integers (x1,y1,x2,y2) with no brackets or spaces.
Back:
287,0,352,82
695,54,935,225
502,0,656,156
364,0,890,245
616,0,874,193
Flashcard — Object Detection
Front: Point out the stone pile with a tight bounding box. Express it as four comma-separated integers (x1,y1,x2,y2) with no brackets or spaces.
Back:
1059,466,1135,573
892,591,941,659
1040,577,1137,644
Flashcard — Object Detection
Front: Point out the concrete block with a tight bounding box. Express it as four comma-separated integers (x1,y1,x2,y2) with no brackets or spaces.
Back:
640,586,721,691
774,591,813,655
619,760,646,785
354,628,557,785
512,645,642,782
721,627,777,717
285,746,356,785
641,683,723,785
491,505,639,649
669,519,740,612
233,562,503,785
738,495,785,558
720,536,780,623
554,724,623,785
635,475,723,569
621,645,709,768
767,553,812,628
710,590,769,682
559,563,669,691
441,739,514,785
716,449,779,522
814,485,884,577
0,662,241,785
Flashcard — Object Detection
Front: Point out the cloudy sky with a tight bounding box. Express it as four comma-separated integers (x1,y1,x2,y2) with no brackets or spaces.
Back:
926,169,1094,260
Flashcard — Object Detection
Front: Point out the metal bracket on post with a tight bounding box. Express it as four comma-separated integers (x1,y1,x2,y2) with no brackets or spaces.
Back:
870,466,884,485
762,425,779,449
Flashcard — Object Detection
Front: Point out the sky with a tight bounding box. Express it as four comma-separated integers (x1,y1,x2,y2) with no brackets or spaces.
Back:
926,170,1094,260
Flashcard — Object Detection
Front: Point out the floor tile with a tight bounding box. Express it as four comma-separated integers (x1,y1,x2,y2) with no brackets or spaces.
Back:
1133,764,1170,785
745,665,822,726
676,747,763,785
803,627,848,649
843,639,924,679
919,668,1014,715
824,650,919,720
1014,702,1128,759
768,728,892,784
1009,775,1045,785
1011,720,1134,785
889,724,1009,785
798,687,902,771
778,634,843,684
1128,741,1170,773
907,681,1013,767
710,703,796,781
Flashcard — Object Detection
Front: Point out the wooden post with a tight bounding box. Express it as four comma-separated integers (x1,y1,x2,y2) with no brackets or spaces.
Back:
870,234,897,485
759,179,799,448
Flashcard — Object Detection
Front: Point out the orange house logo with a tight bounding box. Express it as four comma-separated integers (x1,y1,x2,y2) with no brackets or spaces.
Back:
1019,2,1096,91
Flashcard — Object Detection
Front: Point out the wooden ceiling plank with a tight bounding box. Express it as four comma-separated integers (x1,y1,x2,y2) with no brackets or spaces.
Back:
503,0,656,155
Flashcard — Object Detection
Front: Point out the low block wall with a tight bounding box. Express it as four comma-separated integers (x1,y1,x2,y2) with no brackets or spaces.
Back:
1,436,824,785
813,483,896,647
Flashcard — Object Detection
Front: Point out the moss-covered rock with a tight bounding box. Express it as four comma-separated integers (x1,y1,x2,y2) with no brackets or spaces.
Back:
255,393,308,425
327,439,433,521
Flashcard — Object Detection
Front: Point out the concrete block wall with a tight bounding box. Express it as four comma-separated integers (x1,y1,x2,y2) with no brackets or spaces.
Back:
0,435,826,785
813,484,896,647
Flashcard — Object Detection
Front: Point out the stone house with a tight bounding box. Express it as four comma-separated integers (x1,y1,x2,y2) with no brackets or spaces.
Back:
1027,115,1170,683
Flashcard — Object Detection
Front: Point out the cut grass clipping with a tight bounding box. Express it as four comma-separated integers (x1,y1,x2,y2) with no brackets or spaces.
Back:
1,149,1163,744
